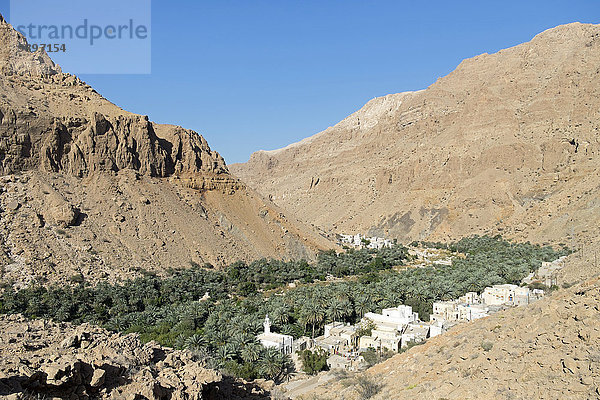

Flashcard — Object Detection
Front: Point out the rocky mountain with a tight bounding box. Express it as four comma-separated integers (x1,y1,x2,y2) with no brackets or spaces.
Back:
231,23,600,246
0,15,335,286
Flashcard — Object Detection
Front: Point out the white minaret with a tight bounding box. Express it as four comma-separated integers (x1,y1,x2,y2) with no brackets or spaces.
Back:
264,314,271,334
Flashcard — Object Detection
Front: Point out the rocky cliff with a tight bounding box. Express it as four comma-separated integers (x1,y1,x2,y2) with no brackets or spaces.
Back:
231,23,600,247
0,15,335,286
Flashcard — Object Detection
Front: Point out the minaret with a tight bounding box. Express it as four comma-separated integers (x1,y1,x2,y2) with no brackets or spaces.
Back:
264,314,271,334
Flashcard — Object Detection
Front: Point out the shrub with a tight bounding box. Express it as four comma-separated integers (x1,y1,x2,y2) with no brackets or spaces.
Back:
355,375,383,399
481,341,493,352
69,273,84,284
298,349,328,375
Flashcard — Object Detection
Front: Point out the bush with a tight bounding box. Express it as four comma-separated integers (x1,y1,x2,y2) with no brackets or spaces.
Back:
298,349,328,375
481,341,493,352
354,375,383,400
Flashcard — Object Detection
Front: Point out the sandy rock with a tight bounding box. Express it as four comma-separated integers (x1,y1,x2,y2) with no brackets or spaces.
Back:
90,368,106,388
6,200,20,211
0,315,231,399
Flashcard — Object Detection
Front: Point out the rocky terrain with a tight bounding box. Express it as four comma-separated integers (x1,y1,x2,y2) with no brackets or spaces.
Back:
3,12,600,400
232,23,600,247
297,246,600,400
0,14,335,286
0,314,274,400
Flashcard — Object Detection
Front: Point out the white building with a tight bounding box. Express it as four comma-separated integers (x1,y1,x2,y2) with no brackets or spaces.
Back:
339,233,394,250
359,305,433,352
430,300,490,323
315,322,359,354
363,305,418,330
522,256,566,287
482,284,532,306
257,315,294,355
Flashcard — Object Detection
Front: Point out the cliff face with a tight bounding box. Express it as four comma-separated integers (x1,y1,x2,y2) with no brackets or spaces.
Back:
231,23,600,246
0,13,228,183
0,15,335,286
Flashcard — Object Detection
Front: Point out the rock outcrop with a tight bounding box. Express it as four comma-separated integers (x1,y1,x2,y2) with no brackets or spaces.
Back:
0,314,272,400
232,23,600,247
0,14,336,285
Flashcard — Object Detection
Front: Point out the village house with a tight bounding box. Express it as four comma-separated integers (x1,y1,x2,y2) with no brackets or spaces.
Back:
522,256,566,287
363,305,419,330
314,322,359,354
338,233,394,249
430,285,546,326
257,315,294,355
401,323,430,348
482,284,533,306
359,323,402,352
430,300,490,323
358,305,433,352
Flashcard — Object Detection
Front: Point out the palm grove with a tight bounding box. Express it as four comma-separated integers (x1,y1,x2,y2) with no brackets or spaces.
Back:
0,236,569,381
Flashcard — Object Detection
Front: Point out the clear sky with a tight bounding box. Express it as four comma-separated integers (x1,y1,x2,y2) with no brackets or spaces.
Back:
1,1,598,163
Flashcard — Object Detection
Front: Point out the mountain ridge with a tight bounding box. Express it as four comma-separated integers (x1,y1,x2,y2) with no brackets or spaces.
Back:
0,15,336,286
231,22,600,248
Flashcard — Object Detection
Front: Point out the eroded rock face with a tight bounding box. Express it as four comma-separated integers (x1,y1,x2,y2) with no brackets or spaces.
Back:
0,314,272,400
38,113,229,179
0,314,221,399
231,23,600,246
0,13,61,76
0,14,227,182
0,13,336,281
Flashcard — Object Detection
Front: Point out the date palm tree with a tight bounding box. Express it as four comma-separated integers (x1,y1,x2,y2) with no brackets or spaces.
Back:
354,294,372,318
302,302,325,338
327,299,345,322
259,348,284,381
241,342,263,363
184,334,207,350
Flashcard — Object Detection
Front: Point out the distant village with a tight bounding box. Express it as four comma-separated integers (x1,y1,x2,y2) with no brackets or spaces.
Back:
337,233,395,250
256,244,567,372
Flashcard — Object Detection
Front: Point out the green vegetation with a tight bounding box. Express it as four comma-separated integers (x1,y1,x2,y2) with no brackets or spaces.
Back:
360,348,395,367
298,349,329,375
0,236,569,381
481,341,494,352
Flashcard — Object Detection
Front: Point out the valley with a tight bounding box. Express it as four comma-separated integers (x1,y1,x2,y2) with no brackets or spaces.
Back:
0,9,599,400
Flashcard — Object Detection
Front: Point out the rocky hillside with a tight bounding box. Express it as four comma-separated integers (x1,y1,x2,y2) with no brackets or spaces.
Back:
0,314,272,399
298,247,600,400
0,15,335,286
231,23,600,246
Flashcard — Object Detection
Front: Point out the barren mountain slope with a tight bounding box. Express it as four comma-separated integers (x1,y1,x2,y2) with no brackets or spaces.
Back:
299,245,600,400
232,23,600,246
0,15,334,286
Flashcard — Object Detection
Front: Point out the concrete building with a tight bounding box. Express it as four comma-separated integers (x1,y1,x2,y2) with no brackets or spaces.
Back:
359,325,401,353
257,315,294,355
338,233,394,250
358,305,432,353
522,256,566,287
363,305,419,330
315,322,359,354
401,323,430,348
482,284,532,306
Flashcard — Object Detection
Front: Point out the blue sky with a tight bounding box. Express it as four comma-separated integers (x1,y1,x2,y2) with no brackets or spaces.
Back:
2,1,598,163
